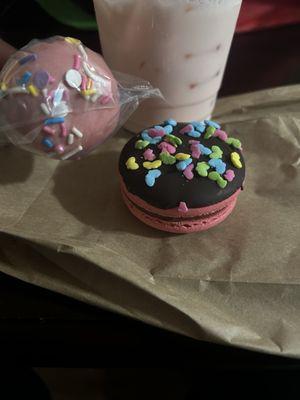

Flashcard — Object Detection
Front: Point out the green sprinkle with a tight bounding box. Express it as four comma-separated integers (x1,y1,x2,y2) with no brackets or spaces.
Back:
204,126,216,139
135,140,150,149
226,137,242,149
209,145,223,159
165,134,182,147
159,152,176,165
196,161,210,177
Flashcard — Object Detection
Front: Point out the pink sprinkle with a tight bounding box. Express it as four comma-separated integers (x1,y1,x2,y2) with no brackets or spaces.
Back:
73,54,81,70
55,144,65,154
81,74,87,90
188,139,200,145
183,163,194,180
43,126,56,135
143,148,155,161
179,124,194,134
60,123,67,137
100,95,111,105
49,89,55,99
178,201,189,213
224,169,235,182
191,144,201,159
48,75,55,84
214,129,228,141
148,128,165,138
158,142,176,154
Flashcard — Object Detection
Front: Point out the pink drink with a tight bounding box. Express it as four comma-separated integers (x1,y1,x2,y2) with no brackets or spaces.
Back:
94,0,242,132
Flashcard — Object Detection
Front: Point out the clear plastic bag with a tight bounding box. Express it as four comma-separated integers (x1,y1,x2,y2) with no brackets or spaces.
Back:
0,36,162,160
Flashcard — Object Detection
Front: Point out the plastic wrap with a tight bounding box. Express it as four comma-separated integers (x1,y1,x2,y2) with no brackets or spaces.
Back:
0,36,161,160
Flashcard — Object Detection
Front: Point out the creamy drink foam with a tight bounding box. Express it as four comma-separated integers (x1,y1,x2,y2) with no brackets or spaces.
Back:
94,0,243,132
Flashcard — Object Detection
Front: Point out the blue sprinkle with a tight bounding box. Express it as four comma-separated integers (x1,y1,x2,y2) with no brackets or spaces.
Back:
154,125,165,132
163,124,173,135
18,71,32,85
44,117,65,125
53,88,64,106
165,119,177,127
191,121,206,133
141,130,162,144
187,130,201,138
42,137,54,149
176,158,193,171
19,53,37,66
145,169,161,187
199,144,212,155
205,120,221,129
209,158,226,174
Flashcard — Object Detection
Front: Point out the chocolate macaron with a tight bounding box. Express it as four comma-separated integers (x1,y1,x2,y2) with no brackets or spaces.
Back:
119,119,245,233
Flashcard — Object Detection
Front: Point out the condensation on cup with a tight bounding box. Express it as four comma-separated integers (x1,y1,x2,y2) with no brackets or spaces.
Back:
94,0,243,132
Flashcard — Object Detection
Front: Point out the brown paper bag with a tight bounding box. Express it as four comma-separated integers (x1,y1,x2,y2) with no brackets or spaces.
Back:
0,85,299,357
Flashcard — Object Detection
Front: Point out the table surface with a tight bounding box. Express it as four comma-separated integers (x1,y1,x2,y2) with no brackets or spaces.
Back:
1,1,300,366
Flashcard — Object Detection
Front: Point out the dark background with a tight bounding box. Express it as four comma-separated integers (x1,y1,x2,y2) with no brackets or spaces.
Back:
0,0,300,376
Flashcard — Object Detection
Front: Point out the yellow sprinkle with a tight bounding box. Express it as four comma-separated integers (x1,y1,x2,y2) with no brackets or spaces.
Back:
81,89,97,96
126,157,139,170
65,37,81,45
175,153,191,160
87,78,93,90
28,84,39,97
0,82,7,91
231,152,242,169
143,160,162,170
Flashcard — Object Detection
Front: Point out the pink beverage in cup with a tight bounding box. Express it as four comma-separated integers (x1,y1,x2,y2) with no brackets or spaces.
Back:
94,0,243,132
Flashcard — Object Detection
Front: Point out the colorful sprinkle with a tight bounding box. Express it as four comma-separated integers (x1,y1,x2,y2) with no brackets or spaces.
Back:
176,158,192,171
145,169,161,187
209,145,223,159
81,74,87,90
126,157,139,170
205,120,221,129
18,53,37,66
40,103,50,115
165,134,182,147
175,153,191,160
81,89,97,96
166,119,177,127
179,124,194,134
100,95,111,105
44,117,65,125
53,87,64,106
60,123,67,137
183,163,194,180
135,140,149,149
27,84,39,97
226,137,242,149
48,75,56,84
208,171,227,188
187,130,201,138
67,134,74,145
7,86,28,94
191,121,206,132
208,158,226,174
33,70,50,89
163,124,173,134
61,145,83,160
143,160,162,170
65,37,81,45
224,169,235,182
190,143,201,159
71,126,83,138
159,152,176,165
204,126,216,139
65,68,82,88
199,144,212,155
42,126,55,135
143,149,155,161
158,142,176,154
148,128,165,138
214,129,228,141
231,152,243,168
142,131,162,145
178,202,188,212
87,78,93,90
73,54,81,70
19,71,32,85
196,162,210,177
42,137,54,149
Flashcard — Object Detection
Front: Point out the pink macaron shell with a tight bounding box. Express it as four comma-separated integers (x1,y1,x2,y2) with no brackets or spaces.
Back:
2,37,120,159
120,178,241,233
